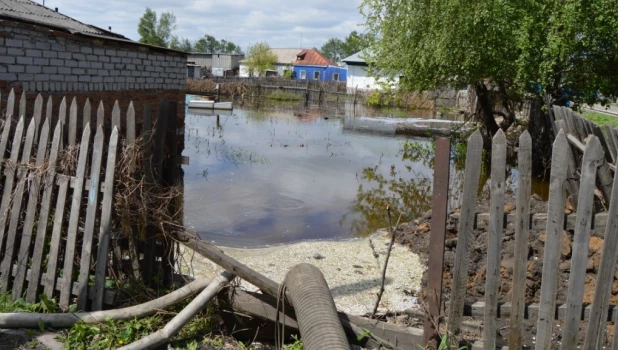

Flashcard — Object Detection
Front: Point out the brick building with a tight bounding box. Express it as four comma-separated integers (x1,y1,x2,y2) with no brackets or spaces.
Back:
0,0,187,147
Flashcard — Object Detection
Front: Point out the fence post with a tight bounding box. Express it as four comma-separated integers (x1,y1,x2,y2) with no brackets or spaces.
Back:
423,137,451,347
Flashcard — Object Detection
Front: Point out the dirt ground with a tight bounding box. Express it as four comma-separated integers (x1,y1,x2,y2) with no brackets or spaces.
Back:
396,194,618,348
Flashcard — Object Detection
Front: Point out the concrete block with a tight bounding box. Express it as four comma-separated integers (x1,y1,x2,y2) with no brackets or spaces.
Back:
127,51,137,58
115,77,126,83
67,44,80,52
62,82,67,91
104,76,114,83
73,53,86,60
93,48,105,56
58,67,71,74
138,53,147,59
104,63,114,70
78,61,91,68
87,68,98,75
17,73,33,81
111,57,121,63
141,71,150,77
8,65,25,73
132,58,142,65
64,60,77,67
51,43,66,51
117,50,128,57
115,63,126,70
91,62,102,69
137,77,145,83
99,56,110,63
106,49,117,56
26,49,42,57
0,47,6,55
34,58,49,65
81,46,93,54
26,65,42,74
8,47,25,56
58,52,71,59
127,64,136,70
121,70,131,77
165,56,173,62
50,74,64,81
0,65,5,73
0,73,16,82
157,55,165,61
87,55,98,61
92,76,103,83
72,68,86,75
42,66,57,74
5,39,23,47
98,69,109,76
43,50,58,58
131,70,141,77
79,75,91,82
35,74,50,81
121,57,131,64
126,77,136,83
65,75,77,82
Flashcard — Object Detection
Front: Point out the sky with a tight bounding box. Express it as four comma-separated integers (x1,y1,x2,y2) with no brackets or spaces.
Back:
39,0,365,51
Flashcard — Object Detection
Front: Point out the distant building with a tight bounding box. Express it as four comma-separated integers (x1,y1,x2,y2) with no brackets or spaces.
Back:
239,48,299,77
342,51,398,91
292,49,346,82
187,53,244,77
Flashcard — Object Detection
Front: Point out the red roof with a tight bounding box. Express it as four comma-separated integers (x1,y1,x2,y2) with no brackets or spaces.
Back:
294,49,338,67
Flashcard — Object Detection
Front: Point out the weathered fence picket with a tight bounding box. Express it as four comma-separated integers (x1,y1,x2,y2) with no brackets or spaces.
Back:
19,91,26,119
447,129,483,345
561,136,603,349
509,131,531,349
69,97,78,146
483,130,507,350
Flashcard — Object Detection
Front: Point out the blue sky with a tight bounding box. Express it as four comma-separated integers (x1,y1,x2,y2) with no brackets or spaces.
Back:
38,0,365,51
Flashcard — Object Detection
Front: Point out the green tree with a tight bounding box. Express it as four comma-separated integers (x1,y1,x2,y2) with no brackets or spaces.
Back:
361,0,618,146
320,38,346,62
169,36,193,52
245,42,278,76
194,35,243,54
137,8,176,48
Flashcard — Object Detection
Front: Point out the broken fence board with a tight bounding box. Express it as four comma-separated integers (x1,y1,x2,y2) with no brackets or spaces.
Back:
12,117,50,299
6,89,15,118
43,175,69,299
26,121,62,303
60,125,91,309
83,99,91,133
126,102,135,143
69,97,77,146
33,94,43,138
76,125,105,310
93,126,119,311
97,101,104,129
19,91,26,118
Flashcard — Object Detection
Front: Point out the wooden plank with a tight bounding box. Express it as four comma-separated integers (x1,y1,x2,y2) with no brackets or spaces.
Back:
0,117,21,264
423,137,451,346
567,133,585,152
33,94,43,138
42,175,69,299
509,131,531,349
464,211,610,234
447,129,483,344
586,145,618,349
58,97,67,127
535,129,569,350
0,118,12,177
83,98,91,133
603,125,618,163
75,125,104,310
12,117,50,300
126,102,135,143
69,97,77,146
112,100,121,133
59,126,91,309
19,91,26,119
591,123,613,163
93,126,119,310
561,136,603,349
138,104,153,280
555,114,580,209
96,101,104,129
45,96,52,127
6,89,15,118
0,118,36,294
484,130,507,350
451,301,618,322
26,121,62,302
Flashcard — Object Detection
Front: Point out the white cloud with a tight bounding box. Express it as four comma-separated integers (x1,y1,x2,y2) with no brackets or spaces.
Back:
39,0,365,51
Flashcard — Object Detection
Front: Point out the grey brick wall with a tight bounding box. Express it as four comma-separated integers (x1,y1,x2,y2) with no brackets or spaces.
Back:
0,25,187,92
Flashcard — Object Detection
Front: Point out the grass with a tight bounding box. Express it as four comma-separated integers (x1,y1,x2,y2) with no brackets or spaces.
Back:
267,92,304,101
582,110,618,127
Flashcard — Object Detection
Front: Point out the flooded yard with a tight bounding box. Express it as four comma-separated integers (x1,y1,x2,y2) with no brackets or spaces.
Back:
182,99,547,247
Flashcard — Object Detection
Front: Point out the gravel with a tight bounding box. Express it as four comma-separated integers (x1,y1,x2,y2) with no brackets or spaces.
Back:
178,230,424,315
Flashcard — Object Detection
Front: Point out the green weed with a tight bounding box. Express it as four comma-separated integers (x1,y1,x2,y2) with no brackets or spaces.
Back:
267,92,303,101
582,111,618,127
283,334,303,350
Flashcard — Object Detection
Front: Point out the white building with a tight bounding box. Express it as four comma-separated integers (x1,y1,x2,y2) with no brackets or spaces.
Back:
239,48,300,77
342,51,399,91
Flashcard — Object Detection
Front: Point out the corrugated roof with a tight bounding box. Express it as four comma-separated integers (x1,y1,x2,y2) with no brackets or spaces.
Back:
0,0,127,39
295,49,338,67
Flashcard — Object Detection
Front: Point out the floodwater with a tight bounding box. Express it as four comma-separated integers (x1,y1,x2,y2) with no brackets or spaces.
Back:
182,98,547,247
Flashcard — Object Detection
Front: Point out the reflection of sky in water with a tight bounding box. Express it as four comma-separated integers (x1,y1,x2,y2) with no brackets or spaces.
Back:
182,106,436,247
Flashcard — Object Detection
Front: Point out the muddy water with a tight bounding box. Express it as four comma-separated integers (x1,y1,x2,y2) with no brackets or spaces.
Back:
182,100,546,247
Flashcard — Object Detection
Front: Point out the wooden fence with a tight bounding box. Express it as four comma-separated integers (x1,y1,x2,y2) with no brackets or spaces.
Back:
417,121,618,349
0,88,179,311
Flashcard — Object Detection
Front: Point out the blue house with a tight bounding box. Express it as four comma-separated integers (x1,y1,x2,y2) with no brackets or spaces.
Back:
293,49,347,82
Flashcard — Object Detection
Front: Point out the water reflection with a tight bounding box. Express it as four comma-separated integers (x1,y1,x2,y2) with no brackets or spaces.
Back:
182,98,545,247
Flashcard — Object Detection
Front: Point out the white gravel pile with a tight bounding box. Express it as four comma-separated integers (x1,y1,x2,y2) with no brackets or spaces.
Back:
179,230,424,315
